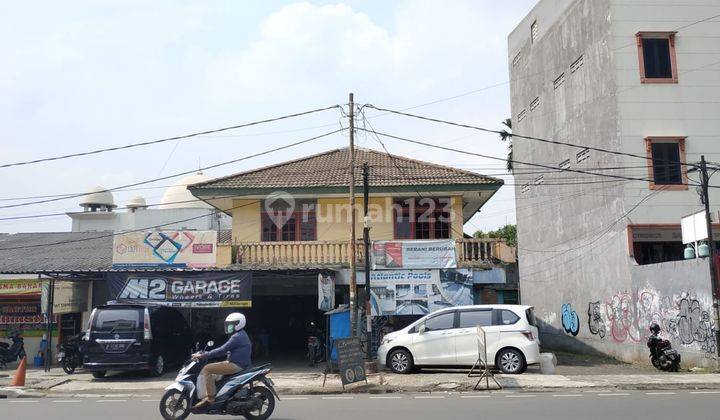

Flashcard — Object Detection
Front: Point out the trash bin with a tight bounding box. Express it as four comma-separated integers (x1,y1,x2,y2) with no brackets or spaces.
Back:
34,354,44,368
539,352,557,374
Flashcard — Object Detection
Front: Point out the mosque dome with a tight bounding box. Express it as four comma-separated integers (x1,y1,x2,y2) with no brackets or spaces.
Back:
159,172,212,209
79,186,116,210
126,195,148,210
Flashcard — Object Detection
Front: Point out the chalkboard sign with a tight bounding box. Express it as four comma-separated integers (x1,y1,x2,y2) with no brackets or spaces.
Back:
335,337,366,386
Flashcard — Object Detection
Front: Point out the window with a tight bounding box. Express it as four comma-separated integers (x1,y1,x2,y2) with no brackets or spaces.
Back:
512,52,521,67
261,199,317,241
459,310,493,328
636,32,677,83
530,20,538,44
394,198,451,240
559,159,571,170
521,183,531,194
530,96,540,111
553,73,565,90
498,310,520,325
534,175,544,185
570,55,584,73
517,109,527,122
576,148,590,163
645,137,687,190
424,311,455,332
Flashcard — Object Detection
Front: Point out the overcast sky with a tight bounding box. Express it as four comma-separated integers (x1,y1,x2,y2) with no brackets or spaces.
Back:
0,0,537,234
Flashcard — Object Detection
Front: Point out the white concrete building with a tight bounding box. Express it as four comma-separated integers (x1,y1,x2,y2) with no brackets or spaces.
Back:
509,0,720,365
67,172,231,232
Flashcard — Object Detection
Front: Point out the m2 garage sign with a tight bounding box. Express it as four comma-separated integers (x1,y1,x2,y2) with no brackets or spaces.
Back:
107,272,252,308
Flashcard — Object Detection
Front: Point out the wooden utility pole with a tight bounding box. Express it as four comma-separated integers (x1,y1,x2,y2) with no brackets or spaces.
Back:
348,93,358,337
699,155,720,362
363,163,372,358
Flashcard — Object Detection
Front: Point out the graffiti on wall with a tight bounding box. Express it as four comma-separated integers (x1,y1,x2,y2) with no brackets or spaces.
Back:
580,289,716,354
587,301,606,339
561,303,580,336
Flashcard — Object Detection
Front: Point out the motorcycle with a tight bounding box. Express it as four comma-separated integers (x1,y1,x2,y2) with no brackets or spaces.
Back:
306,322,325,367
0,330,26,369
57,333,84,374
159,341,279,420
647,325,680,372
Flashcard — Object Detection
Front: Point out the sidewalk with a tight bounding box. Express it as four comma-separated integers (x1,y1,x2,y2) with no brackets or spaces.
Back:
2,365,720,397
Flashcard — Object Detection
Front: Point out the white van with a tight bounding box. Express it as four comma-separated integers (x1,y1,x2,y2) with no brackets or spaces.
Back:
377,305,540,374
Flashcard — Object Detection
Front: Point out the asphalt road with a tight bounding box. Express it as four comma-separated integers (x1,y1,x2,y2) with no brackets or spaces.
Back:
3,390,720,420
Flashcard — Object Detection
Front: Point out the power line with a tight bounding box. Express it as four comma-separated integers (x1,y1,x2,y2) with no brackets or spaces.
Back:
0,105,341,169
0,128,343,210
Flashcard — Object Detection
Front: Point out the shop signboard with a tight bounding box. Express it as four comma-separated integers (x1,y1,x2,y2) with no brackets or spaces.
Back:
0,302,55,331
107,272,252,308
0,279,42,297
369,269,473,316
371,239,457,269
112,230,218,269
41,280,89,315
335,337,366,386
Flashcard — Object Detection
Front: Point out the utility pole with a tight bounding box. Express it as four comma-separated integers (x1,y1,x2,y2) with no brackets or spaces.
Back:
348,93,358,337
362,163,372,359
699,155,720,362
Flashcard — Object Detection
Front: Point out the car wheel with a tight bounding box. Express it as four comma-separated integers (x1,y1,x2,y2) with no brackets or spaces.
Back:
92,370,107,379
496,349,525,374
152,355,165,377
388,349,413,374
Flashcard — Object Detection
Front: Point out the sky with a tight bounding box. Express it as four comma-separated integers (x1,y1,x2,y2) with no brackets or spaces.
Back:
0,0,538,234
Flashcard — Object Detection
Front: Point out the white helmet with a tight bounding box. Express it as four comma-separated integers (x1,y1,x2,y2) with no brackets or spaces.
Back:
224,312,246,334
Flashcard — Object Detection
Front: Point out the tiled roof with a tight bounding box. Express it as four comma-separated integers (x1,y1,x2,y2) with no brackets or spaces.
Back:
191,147,503,191
0,232,114,273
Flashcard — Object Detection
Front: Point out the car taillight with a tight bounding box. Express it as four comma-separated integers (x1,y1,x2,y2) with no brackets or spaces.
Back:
144,308,152,340
521,330,534,341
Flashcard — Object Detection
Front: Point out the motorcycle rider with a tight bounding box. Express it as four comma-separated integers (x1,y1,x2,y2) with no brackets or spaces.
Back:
648,322,662,344
191,313,252,409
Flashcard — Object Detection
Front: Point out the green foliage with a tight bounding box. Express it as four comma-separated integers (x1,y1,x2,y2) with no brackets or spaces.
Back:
473,224,517,247
498,118,513,172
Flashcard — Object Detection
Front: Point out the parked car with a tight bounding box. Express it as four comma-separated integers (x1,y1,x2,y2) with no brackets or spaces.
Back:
377,305,540,374
83,304,193,378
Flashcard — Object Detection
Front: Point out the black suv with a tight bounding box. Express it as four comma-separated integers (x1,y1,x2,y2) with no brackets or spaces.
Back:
83,304,193,378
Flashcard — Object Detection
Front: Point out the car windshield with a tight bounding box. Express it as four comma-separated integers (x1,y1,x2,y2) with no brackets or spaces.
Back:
92,308,141,332
525,308,538,327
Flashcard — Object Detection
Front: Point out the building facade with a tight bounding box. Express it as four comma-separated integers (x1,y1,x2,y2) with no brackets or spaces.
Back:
509,0,720,366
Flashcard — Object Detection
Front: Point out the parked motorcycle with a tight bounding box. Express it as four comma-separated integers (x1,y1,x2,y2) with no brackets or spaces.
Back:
159,341,279,420
0,330,26,369
647,323,680,372
306,322,325,367
57,333,85,374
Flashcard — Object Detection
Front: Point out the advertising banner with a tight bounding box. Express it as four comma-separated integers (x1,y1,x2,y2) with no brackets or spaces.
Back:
0,280,42,297
369,269,473,316
371,239,457,269
107,272,251,308
0,303,55,331
112,230,218,269
41,280,89,315
318,274,335,311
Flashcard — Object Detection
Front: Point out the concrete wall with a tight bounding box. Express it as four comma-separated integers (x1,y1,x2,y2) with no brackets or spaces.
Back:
70,208,231,232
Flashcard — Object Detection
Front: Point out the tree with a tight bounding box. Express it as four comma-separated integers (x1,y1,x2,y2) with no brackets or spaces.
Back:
473,224,517,247
499,118,513,172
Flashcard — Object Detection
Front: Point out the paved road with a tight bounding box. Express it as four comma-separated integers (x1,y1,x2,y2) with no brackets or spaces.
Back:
3,390,720,419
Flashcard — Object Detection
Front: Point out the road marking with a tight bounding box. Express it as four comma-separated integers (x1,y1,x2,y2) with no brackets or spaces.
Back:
646,392,677,395
7,400,38,403
322,396,354,400
96,399,127,403
142,400,158,402
51,400,81,403
369,396,403,399
460,395,491,399
505,395,536,398
414,396,445,399
598,393,631,397
690,391,720,394
282,397,310,400
553,394,583,398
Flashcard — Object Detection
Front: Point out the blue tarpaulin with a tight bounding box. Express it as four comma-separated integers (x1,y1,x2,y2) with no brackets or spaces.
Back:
325,306,350,363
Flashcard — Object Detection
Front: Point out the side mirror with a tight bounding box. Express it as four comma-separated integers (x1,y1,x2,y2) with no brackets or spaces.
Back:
207,340,214,347
418,325,426,335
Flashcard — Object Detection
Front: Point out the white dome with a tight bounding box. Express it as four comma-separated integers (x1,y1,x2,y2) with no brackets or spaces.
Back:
80,186,116,208
126,195,147,209
159,172,212,209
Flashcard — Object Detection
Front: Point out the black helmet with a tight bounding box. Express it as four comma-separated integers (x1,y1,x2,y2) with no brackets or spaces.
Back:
649,323,661,334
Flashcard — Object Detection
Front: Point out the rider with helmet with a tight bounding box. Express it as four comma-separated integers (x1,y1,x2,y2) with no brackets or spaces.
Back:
192,312,252,409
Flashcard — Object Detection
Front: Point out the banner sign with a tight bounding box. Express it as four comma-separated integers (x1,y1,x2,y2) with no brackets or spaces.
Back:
335,338,366,386
318,274,335,311
0,303,56,331
107,272,251,308
369,269,473,316
112,231,218,269
371,239,457,269
41,280,89,315
0,280,42,297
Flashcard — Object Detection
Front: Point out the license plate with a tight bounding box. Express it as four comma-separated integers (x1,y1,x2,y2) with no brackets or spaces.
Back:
104,343,128,352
